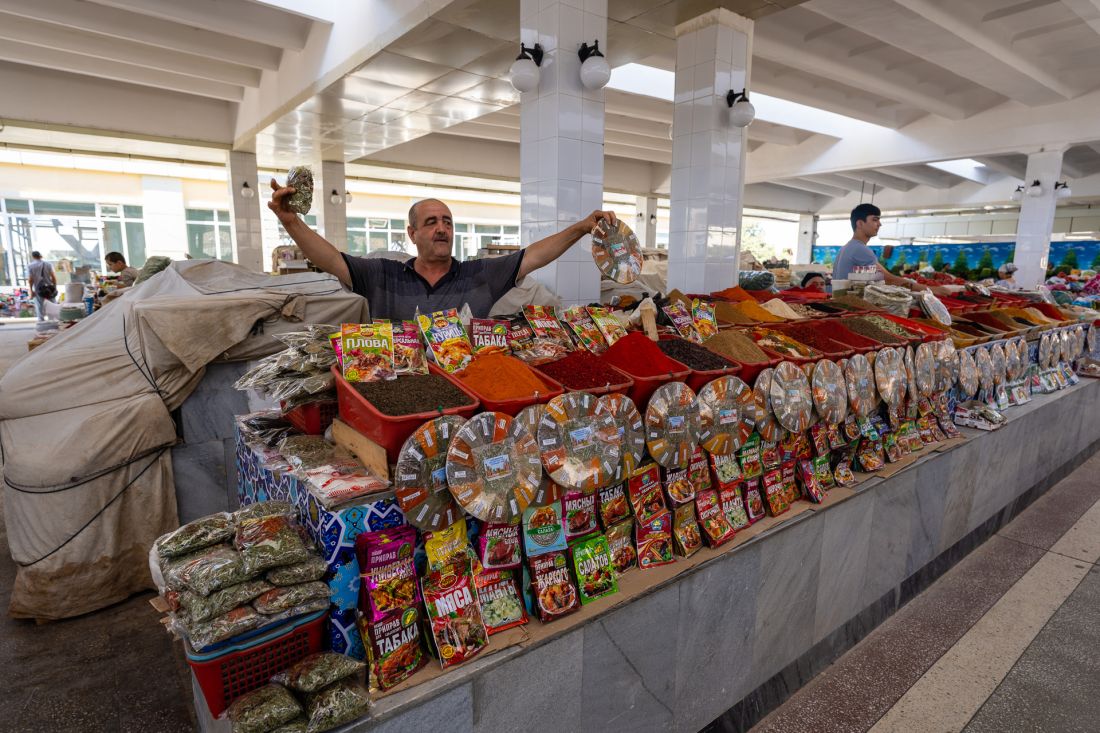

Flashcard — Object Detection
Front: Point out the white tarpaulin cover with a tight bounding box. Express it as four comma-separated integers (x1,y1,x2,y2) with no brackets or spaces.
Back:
0,260,368,619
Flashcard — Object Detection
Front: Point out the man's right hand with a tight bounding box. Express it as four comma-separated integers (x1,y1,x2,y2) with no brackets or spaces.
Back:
268,178,301,228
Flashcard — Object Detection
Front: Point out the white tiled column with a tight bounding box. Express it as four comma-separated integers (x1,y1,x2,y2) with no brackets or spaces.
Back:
1013,149,1064,289
667,9,753,294
317,160,348,251
519,0,605,307
227,151,264,272
795,213,817,265
635,195,659,249
140,176,187,261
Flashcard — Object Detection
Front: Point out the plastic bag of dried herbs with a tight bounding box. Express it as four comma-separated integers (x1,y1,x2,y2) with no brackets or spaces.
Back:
273,652,366,694
188,605,262,650
163,544,252,596
260,598,330,626
180,579,273,625
252,581,330,615
286,166,314,215
269,717,308,733
267,557,328,586
235,515,315,575
226,683,302,733
155,513,234,559
235,501,295,524
304,678,371,733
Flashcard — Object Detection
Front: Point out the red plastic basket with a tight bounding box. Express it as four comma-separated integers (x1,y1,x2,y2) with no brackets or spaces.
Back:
771,323,856,361
188,610,326,718
282,400,338,435
334,363,481,463
657,335,742,393
454,366,564,416
598,354,691,409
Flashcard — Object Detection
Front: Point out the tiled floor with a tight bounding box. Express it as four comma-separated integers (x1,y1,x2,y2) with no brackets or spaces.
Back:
748,450,1100,733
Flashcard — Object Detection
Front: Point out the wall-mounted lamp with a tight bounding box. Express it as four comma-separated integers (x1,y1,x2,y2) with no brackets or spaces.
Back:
649,213,657,224
330,189,343,205
1026,179,1043,198
1010,184,1024,202
636,211,645,221
578,40,610,90
1055,181,1072,199
509,43,544,93
726,89,755,127
345,191,354,203
240,181,255,199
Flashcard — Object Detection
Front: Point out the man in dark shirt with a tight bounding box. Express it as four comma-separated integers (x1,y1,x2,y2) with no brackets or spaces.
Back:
268,181,616,320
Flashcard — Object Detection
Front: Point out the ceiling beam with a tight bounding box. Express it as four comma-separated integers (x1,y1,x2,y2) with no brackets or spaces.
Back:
0,12,261,87
0,39,244,101
773,179,849,198
800,174,866,192
1061,159,1088,179
1060,0,1100,35
926,159,997,184
981,0,1059,22
835,170,918,192
973,155,1027,178
0,0,281,70
873,165,954,189
891,0,1078,99
751,65,914,129
753,33,969,119
85,0,313,50
746,124,810,146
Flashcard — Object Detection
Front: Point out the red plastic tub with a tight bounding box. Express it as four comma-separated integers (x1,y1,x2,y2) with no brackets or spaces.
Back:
188,610,327,717
599,356,691,409
334,363,481,463
657,335,743,393
281,399,338,435
454,366,564,416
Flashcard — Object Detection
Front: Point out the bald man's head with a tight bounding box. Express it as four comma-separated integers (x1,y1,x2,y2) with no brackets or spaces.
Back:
406,199,454,265
408,198,448,228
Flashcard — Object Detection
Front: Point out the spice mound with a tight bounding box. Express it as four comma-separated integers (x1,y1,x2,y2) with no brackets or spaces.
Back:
601,332,685,377
457,353,548,400
732,300,785,323
539,350,627,390
705,330,771,364
353,374,472,416
657,338,735,371
781,324,847,354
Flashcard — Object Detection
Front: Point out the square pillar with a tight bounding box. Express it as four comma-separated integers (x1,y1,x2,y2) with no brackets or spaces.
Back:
227,150,264,272
316,160,348,251
795,213,817,265
667,9,753,294
635,196,659,249
1013,150,1064,289
519,0,606,307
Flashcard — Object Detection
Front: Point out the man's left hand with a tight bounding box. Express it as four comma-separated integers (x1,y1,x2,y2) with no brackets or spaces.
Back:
576,210,618,237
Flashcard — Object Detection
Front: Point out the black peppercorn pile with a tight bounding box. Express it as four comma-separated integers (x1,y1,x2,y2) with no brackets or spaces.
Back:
656,338,735,371
354,374,473,416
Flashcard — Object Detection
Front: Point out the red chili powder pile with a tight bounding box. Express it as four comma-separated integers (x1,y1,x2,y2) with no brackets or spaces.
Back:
600,332,685,377
457,353,547,399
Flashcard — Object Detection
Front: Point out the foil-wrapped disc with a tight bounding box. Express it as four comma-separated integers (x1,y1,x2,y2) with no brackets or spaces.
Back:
844,353,877,418
752,368,786,442
990,343,1007,385
644,382,701,468
915,342,937,397
446,411,542,524
936,339,958,392
811,359,848,425
1088,325,1099,354
697,376,756,455
769,361,814,433
1016,338,1029,373
958,348,979,399
976,347,994,394
537,391,622,492
394,415,467,531
591,218,644,284
873,347,906,410
1074,327,1085,359
1005,340,1022,382
905,345,918,404
1039,333,1053,369
1060,330,1074,363
599,393,646,476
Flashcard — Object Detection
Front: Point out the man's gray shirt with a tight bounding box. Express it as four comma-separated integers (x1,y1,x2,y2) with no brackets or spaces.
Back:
831,238,878,280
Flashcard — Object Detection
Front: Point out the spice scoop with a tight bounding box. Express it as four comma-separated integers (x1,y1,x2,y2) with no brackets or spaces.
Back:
591,217,644,284
697,375,755,455
537,391,622,492
644,382,701,468
394,415,466,531
446,411,542,524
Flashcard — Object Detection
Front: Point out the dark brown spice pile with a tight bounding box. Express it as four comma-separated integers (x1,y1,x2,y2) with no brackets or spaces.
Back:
781,324,846,353
656,338,735,371
353,374,473,416
842,317,908,345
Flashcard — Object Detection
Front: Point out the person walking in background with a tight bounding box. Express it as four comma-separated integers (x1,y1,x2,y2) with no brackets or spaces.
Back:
27,251,57,321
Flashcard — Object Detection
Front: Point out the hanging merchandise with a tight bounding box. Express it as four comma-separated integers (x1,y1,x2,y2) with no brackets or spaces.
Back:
591,217,644,284
599,393,646,476
958,348,980,399
976,348,994,395
936,339,958,393
990,343,1007,386
1060,330,1074,364
697,376,755,455
394,415,467,531
1016,338,1030,373
1074,327,1086,359
916,290,952,325
446,412,542,524
811,359,848,425
1039,333,1053,369
844,353,877,418
1005,340,1022,382
769,361,814,433
914,342,937,397
537,392,622,492
645,382,702,468
873,347,906,411
752,368,786,442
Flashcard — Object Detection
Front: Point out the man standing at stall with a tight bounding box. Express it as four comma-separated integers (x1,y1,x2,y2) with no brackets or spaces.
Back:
832,204,932,292
27,251,57,321
268,180,615,320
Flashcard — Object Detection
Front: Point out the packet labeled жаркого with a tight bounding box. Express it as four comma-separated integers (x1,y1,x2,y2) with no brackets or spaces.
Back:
355,526,419,624
474,567,528,634
417,309,474,373
478,522,521,570
341,322,396,383
528,550,580,621
605,519,637,574
571,534,619,604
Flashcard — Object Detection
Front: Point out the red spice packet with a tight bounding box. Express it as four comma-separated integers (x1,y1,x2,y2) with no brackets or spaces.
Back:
843,413,861,442
469,319,511,355
359,607,425,693
796,431,813,460
478,522,521,570
561,306,608,354
355,526,419,624
596,482,631,529
810,424,829,456
421,557,489,669
761,440,781,470
696,489,736,547
828,422,847,450
916,415,937,444
763,468,789,516
857,438,885,471
606,519,637,574
798,459,825,503
662,302,701,343
833,456,857,487
672,504,703,557
528,551,580,621
523,305,574,352
661,464,695,506
392,320,429,375
781,460,799,505
507,315,564,365
474,568,528,635
688,446,711,494
562,491,598,542
709,452,743,487
743,478,766,523
718,482,751,530
586,306,628,347
636,510,675,568
691,299,718,341
628,463,666,522
779,431,799,463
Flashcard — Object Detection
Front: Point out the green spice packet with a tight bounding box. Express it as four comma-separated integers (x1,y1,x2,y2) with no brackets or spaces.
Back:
561,306,608,354
571,534,619,604
587,306,628,347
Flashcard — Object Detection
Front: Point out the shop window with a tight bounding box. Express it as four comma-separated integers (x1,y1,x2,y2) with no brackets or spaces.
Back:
185,208,234,261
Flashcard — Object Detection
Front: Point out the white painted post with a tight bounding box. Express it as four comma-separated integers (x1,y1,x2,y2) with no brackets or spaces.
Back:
317,160,348,251
1013,149,1065,289
795,213,817,265
227,150,264,272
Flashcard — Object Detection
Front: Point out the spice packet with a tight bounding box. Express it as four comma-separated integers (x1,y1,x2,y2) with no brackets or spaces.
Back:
743,478,766,523
561,306,608,354
563,492,599,543
672,504,703,557
810,424,830,456
691,299,719,341
739,433,763,479
329,332,343,369
474,568,528,634
469,318,511,355
696,489,736,547
636,510,675,568
781,460,799,505
916,415,937,444
709,452,743,487
529,551,580,621
718,482,751,530
833,454,857,487
761,440,781,470
478,522,522,570
627,463,666,522
857,438,885,471
899,421,923,452
661,464,695,506
523,503,567,558
597,482,631,529
763,468,789,516
688,447,711,494
813,455,835,489
883,432,901,463
587,306,628,347
572,534,619,604
425,517,471,570
355,526,419,623
523,305,574,351
417,309,474,373
827,422,847,450
798,459,825,503
662,302,701,343
606,519,637,574
341,322,396,382
421,557,489,668
391,321,429,375
843,413,861,442
360,607,425,692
